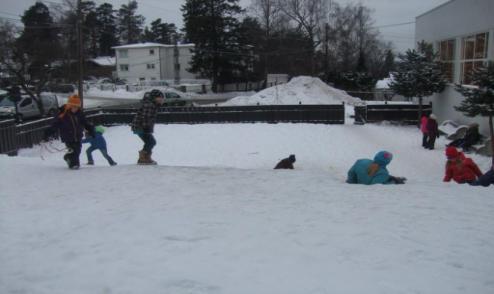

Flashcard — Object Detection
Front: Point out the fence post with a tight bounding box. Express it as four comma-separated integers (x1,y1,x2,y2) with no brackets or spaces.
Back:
0,120,18,156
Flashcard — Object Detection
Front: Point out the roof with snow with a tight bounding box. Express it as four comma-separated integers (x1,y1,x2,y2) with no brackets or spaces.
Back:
89,56,116,67
112,42,195,50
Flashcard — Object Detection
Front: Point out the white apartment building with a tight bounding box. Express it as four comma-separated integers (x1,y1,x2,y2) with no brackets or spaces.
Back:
415,0,494,135
113,42,196,83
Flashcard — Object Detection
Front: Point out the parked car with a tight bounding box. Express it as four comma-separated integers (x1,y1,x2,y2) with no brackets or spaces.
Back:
162,91,190,107
0,93,59,121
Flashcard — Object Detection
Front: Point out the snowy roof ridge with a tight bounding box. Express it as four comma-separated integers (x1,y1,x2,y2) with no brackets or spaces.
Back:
112,42,195,49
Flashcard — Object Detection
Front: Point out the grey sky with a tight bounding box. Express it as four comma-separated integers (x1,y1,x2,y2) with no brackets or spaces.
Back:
1,0,448,52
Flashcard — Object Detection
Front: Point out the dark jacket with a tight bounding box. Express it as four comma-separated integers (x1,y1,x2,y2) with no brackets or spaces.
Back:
274,158,295,169
82,132,107,150
426,118,439,137
45,106,94,143
132,95,159,133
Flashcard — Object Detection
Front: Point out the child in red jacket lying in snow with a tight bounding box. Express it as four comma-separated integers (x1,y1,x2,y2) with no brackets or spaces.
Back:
443,146,482,184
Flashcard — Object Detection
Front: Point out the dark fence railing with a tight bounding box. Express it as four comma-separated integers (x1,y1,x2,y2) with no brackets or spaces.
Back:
354,102,433,124
0,104,345,155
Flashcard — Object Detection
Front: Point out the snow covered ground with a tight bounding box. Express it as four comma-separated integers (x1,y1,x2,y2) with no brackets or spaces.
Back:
1,122,494,294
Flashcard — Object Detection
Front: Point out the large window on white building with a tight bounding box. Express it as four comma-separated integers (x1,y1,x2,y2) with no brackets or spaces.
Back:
460,32,489,84
119,64,129,71
438,39,455,82
147,63,155,69
119,49,128,58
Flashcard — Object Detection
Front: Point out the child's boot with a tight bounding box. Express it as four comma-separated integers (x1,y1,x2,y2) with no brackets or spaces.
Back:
137,150,147,164
146,151,157,165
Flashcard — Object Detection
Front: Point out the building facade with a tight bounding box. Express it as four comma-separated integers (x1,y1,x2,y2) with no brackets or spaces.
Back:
415,0,494,135
113,42,196,83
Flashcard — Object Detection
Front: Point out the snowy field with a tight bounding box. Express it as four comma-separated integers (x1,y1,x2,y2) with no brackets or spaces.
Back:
1,122,494,294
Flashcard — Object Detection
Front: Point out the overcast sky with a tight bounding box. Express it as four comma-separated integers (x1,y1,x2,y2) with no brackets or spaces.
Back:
1,0,448,52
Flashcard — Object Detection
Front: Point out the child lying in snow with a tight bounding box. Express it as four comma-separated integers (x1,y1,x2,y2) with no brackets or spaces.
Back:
346,151,406,185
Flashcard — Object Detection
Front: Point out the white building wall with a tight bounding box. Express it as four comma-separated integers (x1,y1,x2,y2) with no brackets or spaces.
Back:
415,0,494,136
115,46,161,82
159,46,196,80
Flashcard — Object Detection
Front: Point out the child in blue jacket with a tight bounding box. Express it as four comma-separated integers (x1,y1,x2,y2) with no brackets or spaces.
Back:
346,151,406,185
82,125,117,166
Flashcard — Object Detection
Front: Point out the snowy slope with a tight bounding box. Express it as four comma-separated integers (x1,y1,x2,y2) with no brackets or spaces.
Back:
1,123,493,294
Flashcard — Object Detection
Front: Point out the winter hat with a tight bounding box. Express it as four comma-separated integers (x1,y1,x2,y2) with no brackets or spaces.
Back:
288,154,296,162
66,94,81,107
95,125,105,134
429,114,437,120
445,146,458,159
373,151,393,166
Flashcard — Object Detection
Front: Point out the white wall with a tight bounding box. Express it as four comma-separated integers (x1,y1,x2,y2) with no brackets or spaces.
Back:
116,47,161,82
416,0,494,136
159,46,196,80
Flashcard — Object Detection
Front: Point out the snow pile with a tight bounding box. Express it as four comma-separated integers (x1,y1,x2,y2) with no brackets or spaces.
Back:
222,76,362,106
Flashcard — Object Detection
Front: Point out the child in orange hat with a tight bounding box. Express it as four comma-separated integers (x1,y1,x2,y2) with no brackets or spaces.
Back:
44,94,95,169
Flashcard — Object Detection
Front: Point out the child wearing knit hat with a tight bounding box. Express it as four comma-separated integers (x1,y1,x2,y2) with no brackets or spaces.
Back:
443,146,482,184
82,125,117,166
43,94,95,169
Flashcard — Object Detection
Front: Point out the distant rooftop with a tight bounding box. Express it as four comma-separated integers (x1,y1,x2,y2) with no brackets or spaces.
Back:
112,42,195,49
90,56,116,66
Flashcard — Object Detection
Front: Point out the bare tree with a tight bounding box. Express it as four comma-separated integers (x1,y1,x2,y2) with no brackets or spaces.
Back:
278,0,331,74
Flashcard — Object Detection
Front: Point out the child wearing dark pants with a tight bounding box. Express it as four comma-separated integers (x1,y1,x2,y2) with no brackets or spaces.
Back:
470,166,494,187
82,126,116,166
131,89,164,165
44,94,94,170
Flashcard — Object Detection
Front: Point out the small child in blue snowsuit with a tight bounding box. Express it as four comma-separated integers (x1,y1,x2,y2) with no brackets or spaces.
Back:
82,125,117,166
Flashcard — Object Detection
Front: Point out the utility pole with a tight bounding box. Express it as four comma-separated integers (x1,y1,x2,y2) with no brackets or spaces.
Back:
77,0,84,109
173,34,180,85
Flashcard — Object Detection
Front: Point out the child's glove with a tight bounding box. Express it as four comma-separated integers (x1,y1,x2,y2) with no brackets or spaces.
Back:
389,175,407,184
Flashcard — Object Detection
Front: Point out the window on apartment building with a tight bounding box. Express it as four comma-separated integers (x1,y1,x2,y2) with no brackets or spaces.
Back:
460,32,489,84
149,49,155,55
119,49,128,58
119,64,129,71
147,63,155,69
438,39,455,82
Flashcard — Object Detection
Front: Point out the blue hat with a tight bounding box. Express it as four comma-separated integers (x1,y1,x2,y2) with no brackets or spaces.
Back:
374,151,393,166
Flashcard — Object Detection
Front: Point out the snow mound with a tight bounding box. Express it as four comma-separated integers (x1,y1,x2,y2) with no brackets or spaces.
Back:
222,76,362,106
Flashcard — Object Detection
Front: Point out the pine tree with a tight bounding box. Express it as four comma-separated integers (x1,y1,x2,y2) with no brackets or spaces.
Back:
81,1,99,58
144,18,177,44
15,2,61,114
96,3,118,56
182,0,244,91
389,41,446,124
117,0,145,44
455,62,494,164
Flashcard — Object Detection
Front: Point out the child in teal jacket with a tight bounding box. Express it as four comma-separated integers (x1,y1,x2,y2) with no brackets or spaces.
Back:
346,151,406,185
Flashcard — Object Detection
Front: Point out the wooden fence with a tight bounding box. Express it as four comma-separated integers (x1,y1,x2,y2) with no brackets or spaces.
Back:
354,102,433,124
0,104,345,155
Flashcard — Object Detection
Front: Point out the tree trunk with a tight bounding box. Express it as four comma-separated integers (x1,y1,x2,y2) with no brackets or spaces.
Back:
418,97,423,128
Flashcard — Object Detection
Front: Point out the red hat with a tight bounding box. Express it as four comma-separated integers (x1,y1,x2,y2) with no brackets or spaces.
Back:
445,146,458,159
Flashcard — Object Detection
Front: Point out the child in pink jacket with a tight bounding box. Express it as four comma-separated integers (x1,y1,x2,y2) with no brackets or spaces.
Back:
420,115,428,148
